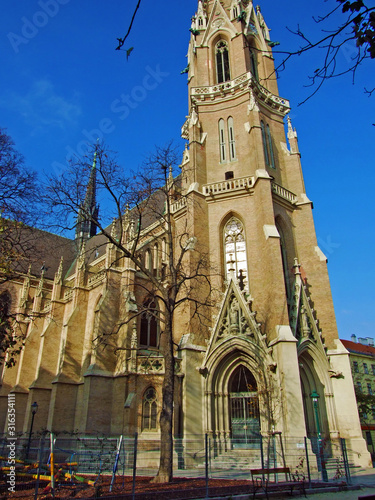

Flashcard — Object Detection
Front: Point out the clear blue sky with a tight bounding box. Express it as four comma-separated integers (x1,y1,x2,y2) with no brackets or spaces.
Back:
0,1,374,341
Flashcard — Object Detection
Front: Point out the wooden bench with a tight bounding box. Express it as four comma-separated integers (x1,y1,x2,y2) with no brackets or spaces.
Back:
250,467,306,499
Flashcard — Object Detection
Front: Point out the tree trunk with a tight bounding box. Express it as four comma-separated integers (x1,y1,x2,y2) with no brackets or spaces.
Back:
154,314,174,483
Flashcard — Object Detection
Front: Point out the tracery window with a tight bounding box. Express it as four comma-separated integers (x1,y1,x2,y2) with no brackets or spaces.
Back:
216,40,231,83
224,217,248,287
140,300,158,348
142,387,158,430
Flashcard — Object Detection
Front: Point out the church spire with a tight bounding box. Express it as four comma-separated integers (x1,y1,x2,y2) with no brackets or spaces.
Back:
75,150,100,242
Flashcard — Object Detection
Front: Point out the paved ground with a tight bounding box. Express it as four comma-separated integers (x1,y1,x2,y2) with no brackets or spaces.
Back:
283,468,375,499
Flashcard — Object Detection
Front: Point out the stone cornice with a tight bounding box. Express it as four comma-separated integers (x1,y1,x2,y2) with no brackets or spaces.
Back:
190,72,290,116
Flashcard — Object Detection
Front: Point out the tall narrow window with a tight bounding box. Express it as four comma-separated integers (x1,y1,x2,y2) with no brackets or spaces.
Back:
142,387,158,430
227,117,236,161
249,48,258,81
145,249,152,272
140,300,158,348
261,121,276,169
153,243,159,277
219,119,227,162
261,121,269,166
266,124,276,169
216,40,230,83
224,217,248,287
276,222,291,302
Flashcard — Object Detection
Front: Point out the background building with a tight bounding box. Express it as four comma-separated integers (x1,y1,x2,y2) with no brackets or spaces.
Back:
342,335,375,461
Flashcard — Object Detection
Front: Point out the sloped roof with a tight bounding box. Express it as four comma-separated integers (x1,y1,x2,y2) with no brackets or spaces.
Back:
1,222,76,281
341,339,375,358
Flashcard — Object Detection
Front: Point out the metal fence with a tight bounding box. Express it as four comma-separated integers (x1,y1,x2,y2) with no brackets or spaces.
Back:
0,432,363,498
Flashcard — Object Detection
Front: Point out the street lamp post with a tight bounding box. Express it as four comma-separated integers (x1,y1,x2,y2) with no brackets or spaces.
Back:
310,390,328,482
26,401,38,460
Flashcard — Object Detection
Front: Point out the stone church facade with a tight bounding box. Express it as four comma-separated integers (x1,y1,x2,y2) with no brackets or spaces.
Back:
0,0,370,466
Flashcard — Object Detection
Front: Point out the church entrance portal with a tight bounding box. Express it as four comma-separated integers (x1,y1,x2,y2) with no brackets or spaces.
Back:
229,366,260,448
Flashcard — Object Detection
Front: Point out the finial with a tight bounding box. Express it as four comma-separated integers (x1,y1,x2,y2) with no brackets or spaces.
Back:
293,258,301,276
54,256,64,284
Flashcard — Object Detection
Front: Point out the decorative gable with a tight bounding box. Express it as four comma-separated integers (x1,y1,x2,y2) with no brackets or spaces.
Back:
290,259,327,354
201,0,238,46
203,277,267,364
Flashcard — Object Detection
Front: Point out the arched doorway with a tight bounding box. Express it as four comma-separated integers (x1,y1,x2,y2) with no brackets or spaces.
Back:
229,365,260,448
299,351,329,440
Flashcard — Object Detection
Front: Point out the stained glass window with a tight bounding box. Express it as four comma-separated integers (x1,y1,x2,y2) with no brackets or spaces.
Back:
224,217,248,287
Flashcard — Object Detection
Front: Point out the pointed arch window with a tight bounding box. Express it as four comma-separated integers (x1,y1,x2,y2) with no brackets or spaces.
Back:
227,117,236,161
142,387,158,430
261,121,276,169
266,125,276,169
153,243,159,277
219,119,227,162
140,300,158,348
216,40,231,83
249,48,258,81
224,217,248,287
276,222,291,302
145,249,152,272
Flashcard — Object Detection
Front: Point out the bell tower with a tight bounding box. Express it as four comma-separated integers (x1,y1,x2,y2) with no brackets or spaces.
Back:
179,1,370,462
182,0,288,189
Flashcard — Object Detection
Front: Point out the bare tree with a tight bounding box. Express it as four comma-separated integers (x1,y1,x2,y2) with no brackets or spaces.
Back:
115,1,374,99
0,128,42,366
44,143,217,482
273,0,375,103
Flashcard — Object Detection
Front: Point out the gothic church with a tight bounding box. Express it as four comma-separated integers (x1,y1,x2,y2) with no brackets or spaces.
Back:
0,0,370,466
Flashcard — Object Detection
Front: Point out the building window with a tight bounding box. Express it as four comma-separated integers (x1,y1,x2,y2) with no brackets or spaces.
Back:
140,300,158,348
153,243,159,277
142,387,158,430
353,361,359,373
276,222,291,302
219,119,227,162
224,217,248,287
266,125,276,169
216,40,230,83
357,382,362,393
227,117,236,161
145,249,152,272
372,406,375,420
368,383,373,395
364,363,369,374
249,48,258,80
261,121,276,169
372,365,375,376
